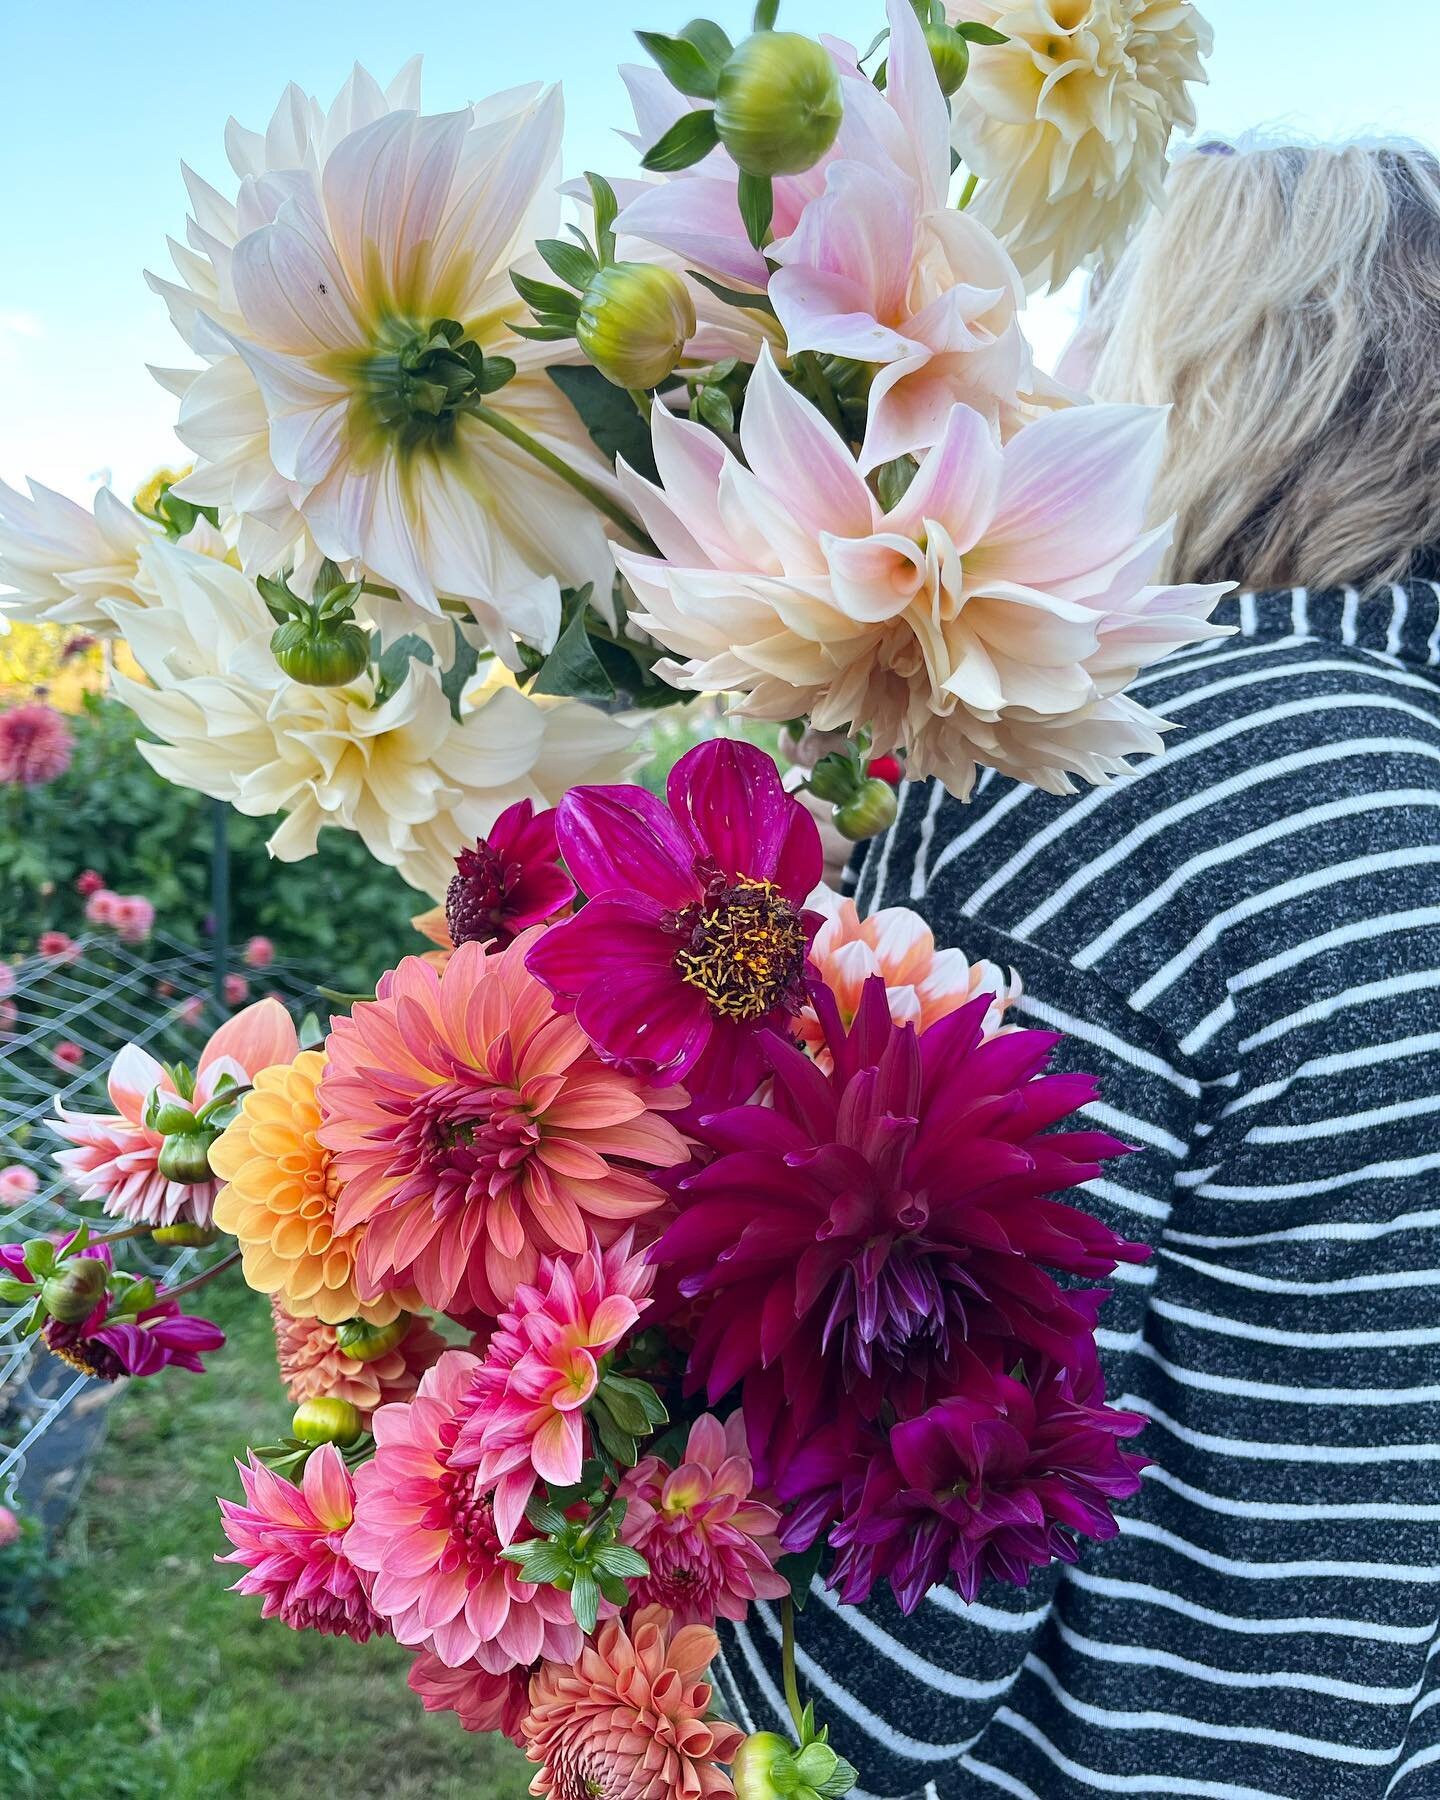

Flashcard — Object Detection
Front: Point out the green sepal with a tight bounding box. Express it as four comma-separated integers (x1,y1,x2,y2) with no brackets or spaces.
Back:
687,269,777,317
570,1568,601,1634
21,1240,57,1279
642,108,720,174
695,384,735,433
592,1543,650,1581
0,1277,34,1304
678,19,734,69
736,170,774,250
586,171,620,265
512,270,583,319
957,21,1009,43
537,237,600,293
753,0,780,29
636,30,720,99
525,1498,572,1538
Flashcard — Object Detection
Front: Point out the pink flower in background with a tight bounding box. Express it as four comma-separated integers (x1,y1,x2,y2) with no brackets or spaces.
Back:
218,1446,384,1642
242,935,275,969
450,1232,655,1544
51,998,300,1229
445,798,575,952
526,738,822,1105
111,895,156,944
408,1653,530,1743
74,869,106,898
618,1413,789,1627
345,1350,582,1671
224,973,250,1007
84,889,122,928
319,935,685,1319
178,996,205,1028
51,1041,84,1073
0,964,17,997
0,1506,20,1550
0,999,15,1038
0,703,73,786
37,931,78,963
0,1166,38,1208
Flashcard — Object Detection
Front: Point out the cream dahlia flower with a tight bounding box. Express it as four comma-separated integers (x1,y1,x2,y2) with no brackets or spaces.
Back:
149,64,620,658
948,0,1213,291
106,539,637,896
617,349,1231,797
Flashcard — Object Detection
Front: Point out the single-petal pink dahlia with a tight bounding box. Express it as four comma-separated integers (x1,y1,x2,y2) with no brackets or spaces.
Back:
617,1413,789,1627
270,1300,445,1415
217,1445,384,1641
523,1605,743,1800
657,977,1144,1479
318,934,687,1318
449,1232,655,1544
409,1651,530,1743
526,738,822,1106
345,1350,582,1672
0,703,73,786
446,799,576,952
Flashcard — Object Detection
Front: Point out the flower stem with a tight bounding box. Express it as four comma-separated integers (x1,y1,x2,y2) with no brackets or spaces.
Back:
470,404,657,553
958,172,980,211
780,1595,805,1738
161,1248,241,1303
792,351,848,443
627,388,654,423
90,1224,150,1248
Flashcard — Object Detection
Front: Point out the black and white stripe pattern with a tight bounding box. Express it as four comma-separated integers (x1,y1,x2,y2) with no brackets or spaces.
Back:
720,584,1440,1798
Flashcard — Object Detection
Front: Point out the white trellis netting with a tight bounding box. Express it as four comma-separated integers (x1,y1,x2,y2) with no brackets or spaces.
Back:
0,930,319,1518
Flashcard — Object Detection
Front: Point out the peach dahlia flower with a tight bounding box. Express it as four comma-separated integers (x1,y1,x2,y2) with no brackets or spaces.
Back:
269,1301,444,1415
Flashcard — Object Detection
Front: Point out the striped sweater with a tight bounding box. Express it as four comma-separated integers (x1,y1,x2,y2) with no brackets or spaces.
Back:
717,584,1440,1799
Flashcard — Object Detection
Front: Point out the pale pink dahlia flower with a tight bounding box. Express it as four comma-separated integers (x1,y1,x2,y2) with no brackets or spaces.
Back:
618,1413,789,1627
409,1651,530,1743
0,703,73,787
50,999,300,1228
618,349,1232,799
449,1231,655,1544
318,934,687,1319
799,884,1020,1064
217,1445,384,1642
345,1349,582,1672
0,1165,38,1208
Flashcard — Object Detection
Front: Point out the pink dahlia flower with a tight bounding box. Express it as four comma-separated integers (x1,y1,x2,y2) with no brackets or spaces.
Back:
84,888,121,928
523,1604,743,1800
218,1446,384,1642
445,798,575,952
658,977,1144,1478
618,1413,789,1626
409,1651,530,1743
0,999,16,1038
0,963,13,997
224,973,250,1007
51,998,300,1229
319,935,686,1319
0,1505,19,1550
449,1232,655,1544
0,1165,38,1207
74,869,106,898
111,894,156,944
0,703,73,787
345,1349,583,1671
243,935,275,968
51,1041,83,1073
800,884,1021,1063
526,738,822,1106
36,931,78,962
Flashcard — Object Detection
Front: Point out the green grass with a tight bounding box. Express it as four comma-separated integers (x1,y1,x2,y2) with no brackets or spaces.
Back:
0,1277,532,1799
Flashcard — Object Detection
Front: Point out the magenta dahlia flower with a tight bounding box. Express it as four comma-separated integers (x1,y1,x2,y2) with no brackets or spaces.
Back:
658,977,1144,1477
526,737,822,1104
217,1446,383,1642
408,1651,530,1743
617,1412,789,1627
445,798,575,952
0,703,73,787
345,1349,583,1671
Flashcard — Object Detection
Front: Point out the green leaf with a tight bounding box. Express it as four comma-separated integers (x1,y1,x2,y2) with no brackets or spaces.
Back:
593,1543,651,1580
21,1240,56,1279
776,1538,826,1610
637,30,719,99
595,1380,653,1436
678,18,734,69
874,453,920,512
596,1569,631,1607
753,0,780,29
529,601,616,704
439,623,481,722
298,1010,325,1050
570,1569,601,1635
373,633,433,703
537,237,599,293
687,269,777,318
525,1498,572,1538
641,108,720,174
586,171,620,265
736,170,774,250
957,21,1009,42
589,1400,639,1469
602,1374,669,1426
512,270,582,319
858,27,890,62
696,384,735,433
547,364,658,481
514,1543,572,1587
256,571,299,624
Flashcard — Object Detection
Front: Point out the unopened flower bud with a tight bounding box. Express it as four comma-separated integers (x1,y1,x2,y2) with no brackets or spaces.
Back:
807,751,863,805
40,1256,109,1324
157,1132,215,1185
150,1100,198,1137
577,263,696,390
292,1397,364,1447
151,1222,221,1248
714,32,844,177
334,1316,409,1363
732,1733,801,1800
271,618,369,688
833,777,899,842
924,22,971,97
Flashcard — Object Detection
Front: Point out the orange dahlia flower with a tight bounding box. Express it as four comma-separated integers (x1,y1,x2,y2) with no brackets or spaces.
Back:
211,1050,414,1325
270,1300,445,1414
317,934,689,1318
523,1606,742,1799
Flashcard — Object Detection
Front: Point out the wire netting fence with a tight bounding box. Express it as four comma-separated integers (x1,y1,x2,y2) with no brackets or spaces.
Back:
0,925,321,1524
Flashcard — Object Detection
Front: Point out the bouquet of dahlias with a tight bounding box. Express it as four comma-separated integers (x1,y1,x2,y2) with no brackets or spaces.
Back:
0,0,1228,1790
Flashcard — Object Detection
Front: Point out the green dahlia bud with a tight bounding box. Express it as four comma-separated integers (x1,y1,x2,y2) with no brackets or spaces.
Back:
714,32,844,177
576,262,697,390
151,1222,221,1248
157,1131,216,1185
807,751,863,806
833,777,900,842
270,617,370,688
334,1316,409,1363
924,22,971,97
40,1257,109,1324
292,1397,364,1447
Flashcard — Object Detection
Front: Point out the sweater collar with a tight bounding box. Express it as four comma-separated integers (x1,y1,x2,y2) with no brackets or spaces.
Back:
1222,581,1440,670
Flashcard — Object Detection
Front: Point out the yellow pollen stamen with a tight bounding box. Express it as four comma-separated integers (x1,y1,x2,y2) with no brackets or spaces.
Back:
674,875,807,1022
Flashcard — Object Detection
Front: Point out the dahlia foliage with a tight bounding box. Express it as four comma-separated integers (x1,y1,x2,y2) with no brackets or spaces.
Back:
0,0,1223,1785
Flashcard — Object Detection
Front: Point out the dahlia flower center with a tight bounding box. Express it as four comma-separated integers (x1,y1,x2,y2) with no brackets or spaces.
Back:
45,1322,123,1382
435,1454,505,1568
397,1080,539,1217
347,317,504,460
446,842,514,946
671,872,808,1024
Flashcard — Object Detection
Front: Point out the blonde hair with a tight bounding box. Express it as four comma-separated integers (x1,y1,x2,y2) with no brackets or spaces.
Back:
1084,140,1440,590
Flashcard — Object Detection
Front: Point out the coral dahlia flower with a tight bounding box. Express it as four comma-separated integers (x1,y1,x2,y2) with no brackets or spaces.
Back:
409,1650,530,1743
522,1605,743,1800
445,798,574,952
345,1349,582,1671
319,935,686,1318
800,884,1021,1063
658,977,1145,1477
0,703,73,787
218,1445,384,1641
269,1300,443,1415
618,349,1232,799
526,738,822,1105
449,1232,655,1544
617,1413,788,1627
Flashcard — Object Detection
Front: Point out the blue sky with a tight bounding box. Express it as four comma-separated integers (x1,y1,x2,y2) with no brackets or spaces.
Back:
1,0,1433,500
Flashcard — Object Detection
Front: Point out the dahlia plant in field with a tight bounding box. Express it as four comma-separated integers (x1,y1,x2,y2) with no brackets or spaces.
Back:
0,0,1222,1789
